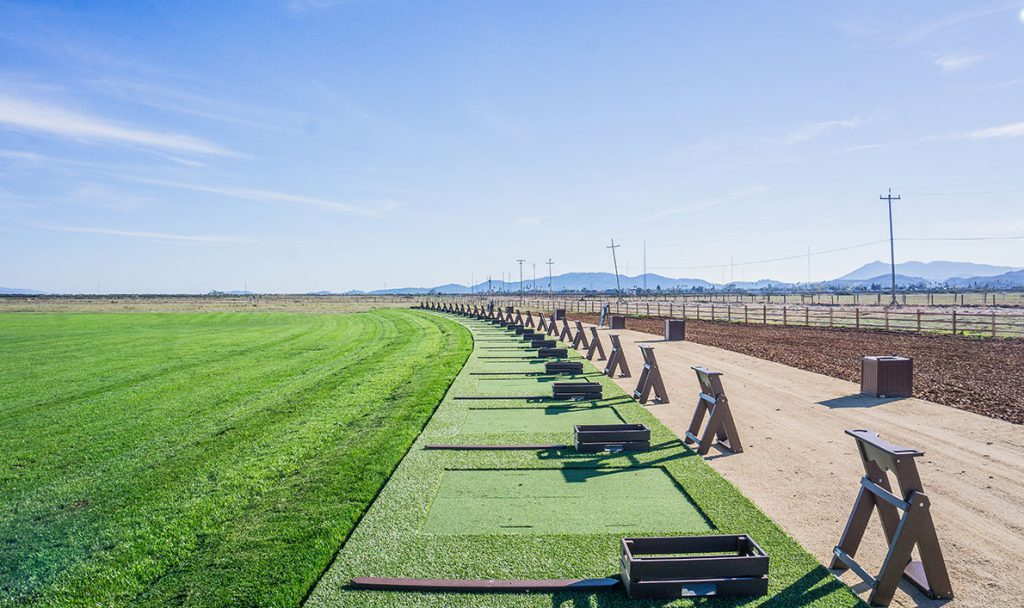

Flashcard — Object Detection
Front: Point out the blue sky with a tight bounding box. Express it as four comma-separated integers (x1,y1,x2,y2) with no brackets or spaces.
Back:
1,1,1023,293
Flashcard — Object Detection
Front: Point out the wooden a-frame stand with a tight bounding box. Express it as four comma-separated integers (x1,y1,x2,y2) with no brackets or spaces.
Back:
632,346,668,404
830,429,953,607
572,321,589,350
537,314,548,331
559,318,573,342
525,311,535,328
547,315,559,337
603,334,631,378
514,309,523,325
586,327,606,361
684,367,742,455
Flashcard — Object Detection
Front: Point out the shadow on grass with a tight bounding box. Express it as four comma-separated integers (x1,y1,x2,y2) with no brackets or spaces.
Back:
536,438,693,478
759,567,856,608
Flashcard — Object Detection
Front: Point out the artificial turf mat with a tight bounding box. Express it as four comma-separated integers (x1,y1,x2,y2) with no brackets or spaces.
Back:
460,405,623,434
305,312,866,607
423,468,711,534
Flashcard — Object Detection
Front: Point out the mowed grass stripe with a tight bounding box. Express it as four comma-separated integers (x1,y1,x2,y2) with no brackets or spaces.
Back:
306,314,865,607
0,310,471,607
0,314,319,416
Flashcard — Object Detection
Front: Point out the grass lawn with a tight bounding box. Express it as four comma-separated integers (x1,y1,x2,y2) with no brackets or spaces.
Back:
0,310,471,607
306,313,866,607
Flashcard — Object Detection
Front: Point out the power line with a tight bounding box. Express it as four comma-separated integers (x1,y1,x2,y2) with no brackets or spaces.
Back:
648,239,890,271
900,235,1024,241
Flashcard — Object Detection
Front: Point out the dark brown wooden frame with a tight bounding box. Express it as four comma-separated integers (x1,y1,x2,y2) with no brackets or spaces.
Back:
684,367,742,455
830,429,953,606
603,334,631,378
633,346,668,404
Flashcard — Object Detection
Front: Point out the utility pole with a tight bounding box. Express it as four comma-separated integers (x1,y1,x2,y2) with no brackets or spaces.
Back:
546,258,554,294
881,188,901,307
488,275,492,293
516,259,525,302
642,240,647,292
607,238,622,300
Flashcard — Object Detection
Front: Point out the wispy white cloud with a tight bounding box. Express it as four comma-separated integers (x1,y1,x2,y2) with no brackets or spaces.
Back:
135,178,398,217
842,120,1024,152
85,78,269,129
785,115,873,144
286,0,352,12
932,52,987,71
35,224,249,243
954,121,1024,140
899,3,1019,44
0,93,239,157
649,186,769,220
0,149,46,162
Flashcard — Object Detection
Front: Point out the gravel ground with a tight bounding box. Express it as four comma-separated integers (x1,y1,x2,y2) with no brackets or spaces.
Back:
571,313,1024,425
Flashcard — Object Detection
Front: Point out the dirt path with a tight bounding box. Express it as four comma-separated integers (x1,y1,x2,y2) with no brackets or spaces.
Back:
570,313,1024,424
579,323,1023,608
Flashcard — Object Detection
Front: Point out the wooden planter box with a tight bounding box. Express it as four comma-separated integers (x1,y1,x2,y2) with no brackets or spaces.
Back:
861,356,913,398
538,347,568,359
545,361,583,375
531,339,556,348
665,319,685,341
620,535,769,599
513,326,525,334
610,315,626,329
521,331,537,340
553,382,602,400
574,424,649,452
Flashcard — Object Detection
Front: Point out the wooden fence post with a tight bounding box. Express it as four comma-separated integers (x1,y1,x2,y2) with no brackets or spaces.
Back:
917,310,922,333
783,306,787,326
744,305,748,323
763,305,767,324
855,308,860,330
992,312,997,338
952,310,957,335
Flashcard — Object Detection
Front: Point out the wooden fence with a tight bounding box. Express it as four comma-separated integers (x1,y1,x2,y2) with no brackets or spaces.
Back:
424,296,1024,338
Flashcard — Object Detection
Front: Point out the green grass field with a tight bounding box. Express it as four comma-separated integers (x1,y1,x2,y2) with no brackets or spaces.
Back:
306,313,866,607
0,310,471,607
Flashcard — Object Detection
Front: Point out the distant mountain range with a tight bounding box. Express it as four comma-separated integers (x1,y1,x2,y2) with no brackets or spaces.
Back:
345,260,1024,294
0,287,45,295
5,260,1023,295
837,261,1020,282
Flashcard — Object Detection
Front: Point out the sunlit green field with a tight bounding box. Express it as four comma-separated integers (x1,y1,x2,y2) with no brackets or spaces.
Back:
0,310,470,607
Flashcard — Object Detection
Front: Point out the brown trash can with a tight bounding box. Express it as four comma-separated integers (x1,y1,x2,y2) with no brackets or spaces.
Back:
860,356,913,398
609,315,626,329
665,319,685,341
554,308,566,320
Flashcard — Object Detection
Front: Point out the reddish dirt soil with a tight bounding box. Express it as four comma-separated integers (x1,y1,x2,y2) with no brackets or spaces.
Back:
572,313,1024,425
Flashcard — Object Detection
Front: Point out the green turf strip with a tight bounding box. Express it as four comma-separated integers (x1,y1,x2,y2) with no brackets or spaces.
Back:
460,406,623,434
0,310,471,608
306,314,865,607
423,468,711,534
